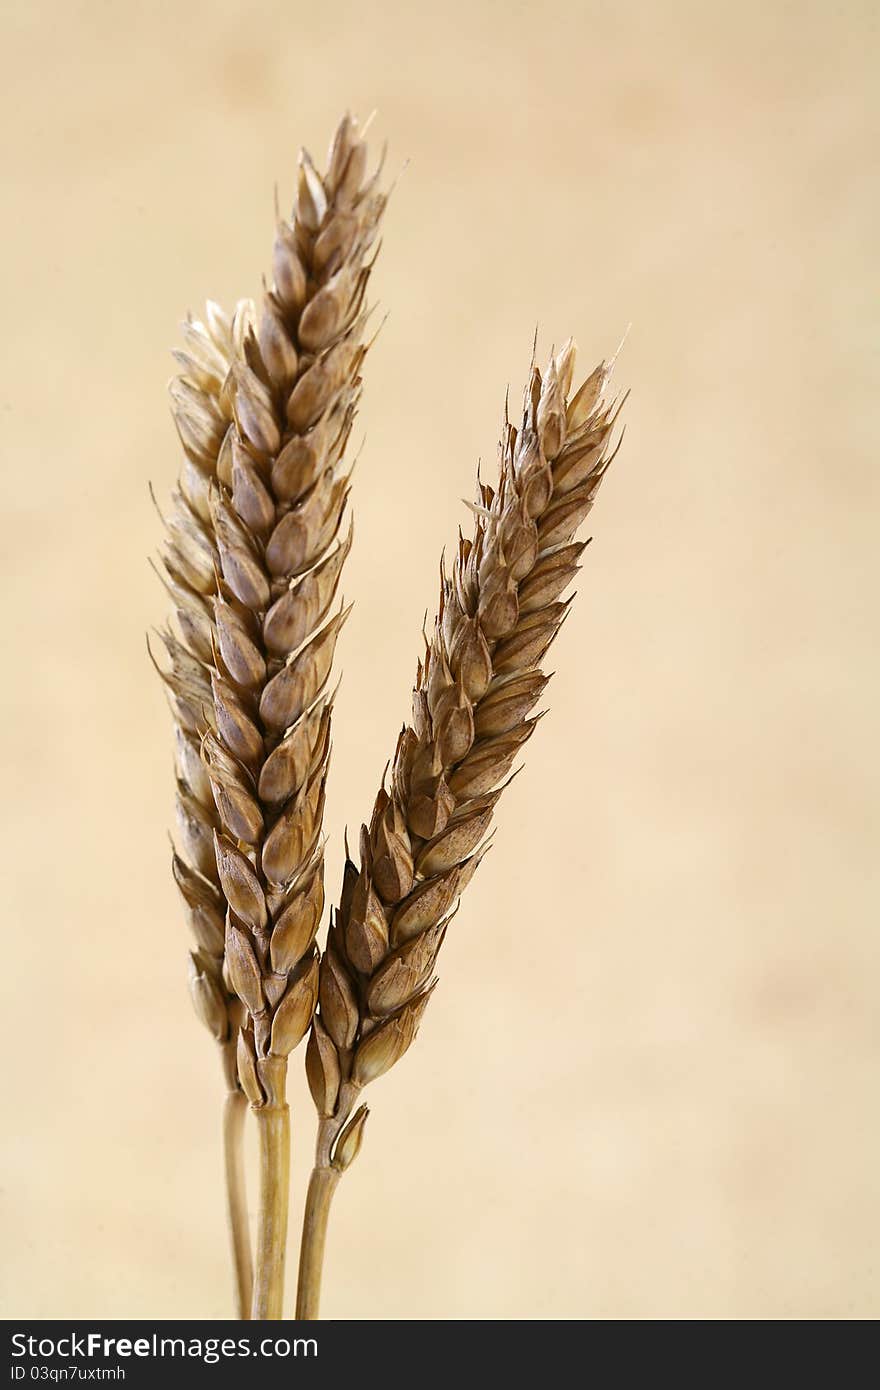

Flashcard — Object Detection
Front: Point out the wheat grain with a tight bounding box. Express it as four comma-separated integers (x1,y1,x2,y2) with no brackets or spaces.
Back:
296,338,624,1317
199,114,385,1318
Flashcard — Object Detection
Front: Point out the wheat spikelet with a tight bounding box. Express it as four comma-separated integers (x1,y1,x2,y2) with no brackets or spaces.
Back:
204,116,385,1127
296,340,624,1315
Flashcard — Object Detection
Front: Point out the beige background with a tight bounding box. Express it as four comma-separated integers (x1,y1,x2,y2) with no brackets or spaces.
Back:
1,0,877,1320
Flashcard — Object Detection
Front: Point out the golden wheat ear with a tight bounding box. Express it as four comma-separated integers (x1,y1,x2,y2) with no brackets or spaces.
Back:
296,338,625,1319
151,297,257,1318
158,302,258,1044
198,113,386,1321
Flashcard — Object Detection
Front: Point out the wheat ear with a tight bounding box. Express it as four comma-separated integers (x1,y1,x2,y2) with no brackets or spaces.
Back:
203,114,385,1320
296,339,624,1318
153,298,257,1318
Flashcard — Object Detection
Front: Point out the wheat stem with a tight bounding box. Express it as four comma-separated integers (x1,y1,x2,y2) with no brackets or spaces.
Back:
296,1164,340,1320
251,1090,291,1320
222,1083,253,1319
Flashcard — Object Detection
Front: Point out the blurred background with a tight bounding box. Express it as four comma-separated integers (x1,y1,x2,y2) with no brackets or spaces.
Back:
1,0,877,1320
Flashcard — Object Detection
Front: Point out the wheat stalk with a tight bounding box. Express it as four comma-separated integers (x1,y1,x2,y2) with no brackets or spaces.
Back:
152,298,257,1318
295,338,624,1318
198,114,386,1320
